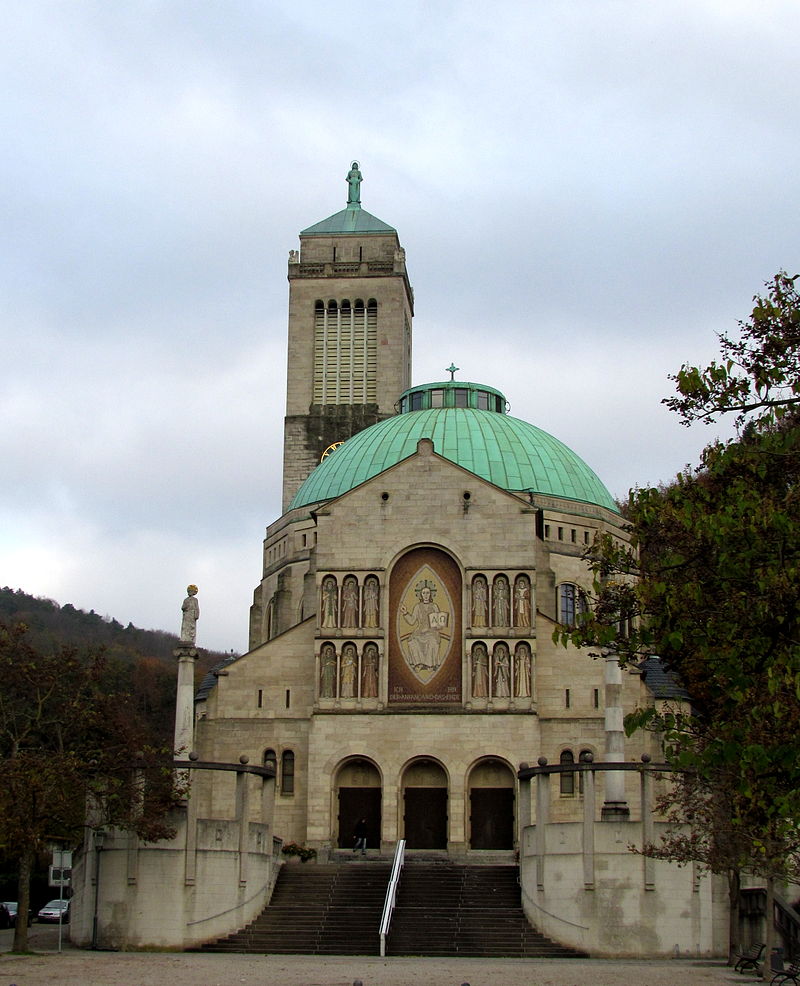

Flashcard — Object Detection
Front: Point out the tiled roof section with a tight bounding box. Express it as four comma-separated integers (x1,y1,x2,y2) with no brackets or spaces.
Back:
301,204,396,236
195,654,238,703
639,656,691,701
289,407,619,512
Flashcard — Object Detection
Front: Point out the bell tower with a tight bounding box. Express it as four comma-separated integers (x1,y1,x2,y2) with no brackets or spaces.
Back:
281,163,414,510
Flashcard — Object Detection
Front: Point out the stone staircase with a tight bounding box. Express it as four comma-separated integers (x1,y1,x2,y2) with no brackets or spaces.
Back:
199,861,391,954
386,862,587,957
198,859,587,958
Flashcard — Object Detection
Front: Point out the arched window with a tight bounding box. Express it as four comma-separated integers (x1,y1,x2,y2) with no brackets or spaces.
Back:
281,750,295,795
558,583,587,627
559,749,575,795
263,748,277,774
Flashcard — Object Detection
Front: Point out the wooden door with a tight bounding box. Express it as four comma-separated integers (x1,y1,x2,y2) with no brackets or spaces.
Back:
338,787,381,849
469,788,514,849
404,787,448,848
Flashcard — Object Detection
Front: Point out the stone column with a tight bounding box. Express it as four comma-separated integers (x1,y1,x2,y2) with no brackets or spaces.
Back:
601,650,630,821
173,644,198,760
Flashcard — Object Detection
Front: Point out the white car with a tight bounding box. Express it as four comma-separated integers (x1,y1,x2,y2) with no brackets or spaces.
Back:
37,899,70,923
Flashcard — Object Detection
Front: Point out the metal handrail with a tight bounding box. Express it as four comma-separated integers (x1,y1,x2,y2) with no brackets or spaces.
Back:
379,839,406,957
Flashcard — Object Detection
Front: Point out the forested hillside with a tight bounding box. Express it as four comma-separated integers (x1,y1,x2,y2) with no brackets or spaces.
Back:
0,586,236,743
0,586,233,666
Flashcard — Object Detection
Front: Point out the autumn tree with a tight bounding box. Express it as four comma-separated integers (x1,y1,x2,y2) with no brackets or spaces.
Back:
0,623,185,952
558,273,800,965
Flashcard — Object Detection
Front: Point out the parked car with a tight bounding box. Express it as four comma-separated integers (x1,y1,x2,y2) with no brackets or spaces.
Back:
37,899,70,923
0,902,10,929
4,902,31,927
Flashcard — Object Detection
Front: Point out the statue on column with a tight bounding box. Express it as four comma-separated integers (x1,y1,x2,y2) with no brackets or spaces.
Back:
180,585,200,644
346,161,362,205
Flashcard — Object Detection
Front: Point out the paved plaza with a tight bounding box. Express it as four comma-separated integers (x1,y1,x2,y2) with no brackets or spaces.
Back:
0,925,763,986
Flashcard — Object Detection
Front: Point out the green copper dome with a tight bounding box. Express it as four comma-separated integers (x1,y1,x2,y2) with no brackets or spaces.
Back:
289,382,618,512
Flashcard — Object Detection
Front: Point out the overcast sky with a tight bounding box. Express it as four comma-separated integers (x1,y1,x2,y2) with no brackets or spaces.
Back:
2,1,797,653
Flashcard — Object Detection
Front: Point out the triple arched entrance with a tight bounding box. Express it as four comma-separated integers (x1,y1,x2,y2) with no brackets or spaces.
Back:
334,756,515,851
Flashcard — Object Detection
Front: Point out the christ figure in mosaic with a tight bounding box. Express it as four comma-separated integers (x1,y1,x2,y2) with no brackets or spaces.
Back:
400,583,444,672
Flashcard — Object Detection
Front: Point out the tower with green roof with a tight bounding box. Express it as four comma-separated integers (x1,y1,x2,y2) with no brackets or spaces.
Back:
282,162,414,509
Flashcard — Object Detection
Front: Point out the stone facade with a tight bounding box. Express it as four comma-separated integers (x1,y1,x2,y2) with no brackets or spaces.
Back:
197,443,653,854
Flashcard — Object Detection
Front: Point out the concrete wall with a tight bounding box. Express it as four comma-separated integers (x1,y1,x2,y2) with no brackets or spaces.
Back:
69,771,279,950
517,767,730,958
519,819,723,957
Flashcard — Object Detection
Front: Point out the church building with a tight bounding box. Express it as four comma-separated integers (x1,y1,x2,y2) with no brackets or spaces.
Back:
69,166,729,958
192,163,659,859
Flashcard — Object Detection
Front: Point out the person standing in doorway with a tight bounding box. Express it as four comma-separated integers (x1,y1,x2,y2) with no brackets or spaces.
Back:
353,817,368,856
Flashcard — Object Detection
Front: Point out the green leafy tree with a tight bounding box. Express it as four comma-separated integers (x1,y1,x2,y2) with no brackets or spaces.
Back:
557,274,800,967
0,623,185,952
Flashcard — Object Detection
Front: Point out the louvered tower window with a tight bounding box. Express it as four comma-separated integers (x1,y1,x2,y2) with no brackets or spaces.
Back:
313,299,378,403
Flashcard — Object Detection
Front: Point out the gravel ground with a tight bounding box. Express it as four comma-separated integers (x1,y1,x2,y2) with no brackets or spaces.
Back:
0,926,764,986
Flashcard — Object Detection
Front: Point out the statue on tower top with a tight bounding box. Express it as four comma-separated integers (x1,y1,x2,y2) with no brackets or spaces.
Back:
180,584,200,644
346,161,362,206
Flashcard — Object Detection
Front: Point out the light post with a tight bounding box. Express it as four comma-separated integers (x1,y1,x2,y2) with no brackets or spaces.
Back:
91,829,106,949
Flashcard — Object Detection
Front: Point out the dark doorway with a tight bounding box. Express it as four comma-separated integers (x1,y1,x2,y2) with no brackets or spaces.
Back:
404,787,448,848
338,787,381,849
469,788,514,849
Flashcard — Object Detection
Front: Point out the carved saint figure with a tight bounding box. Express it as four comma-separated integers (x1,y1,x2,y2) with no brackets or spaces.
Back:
493,642,511,697
472,642,489,698
363,577,380,628
321,576,338,628
400,583,444,672
514,642,532,698
341,576,359,627
361,642,379,698
320,643,337,698
471,575,488,627
514,576,531,628
346,161,362,205
180,584,199,643
493,576,510,627
340,643,357,698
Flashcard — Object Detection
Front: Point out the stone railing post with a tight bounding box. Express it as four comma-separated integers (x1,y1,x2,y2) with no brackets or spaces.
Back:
601,649,630,820
236,756,250,887
640,754,655,890
582,754,595,889
535,756,550,890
